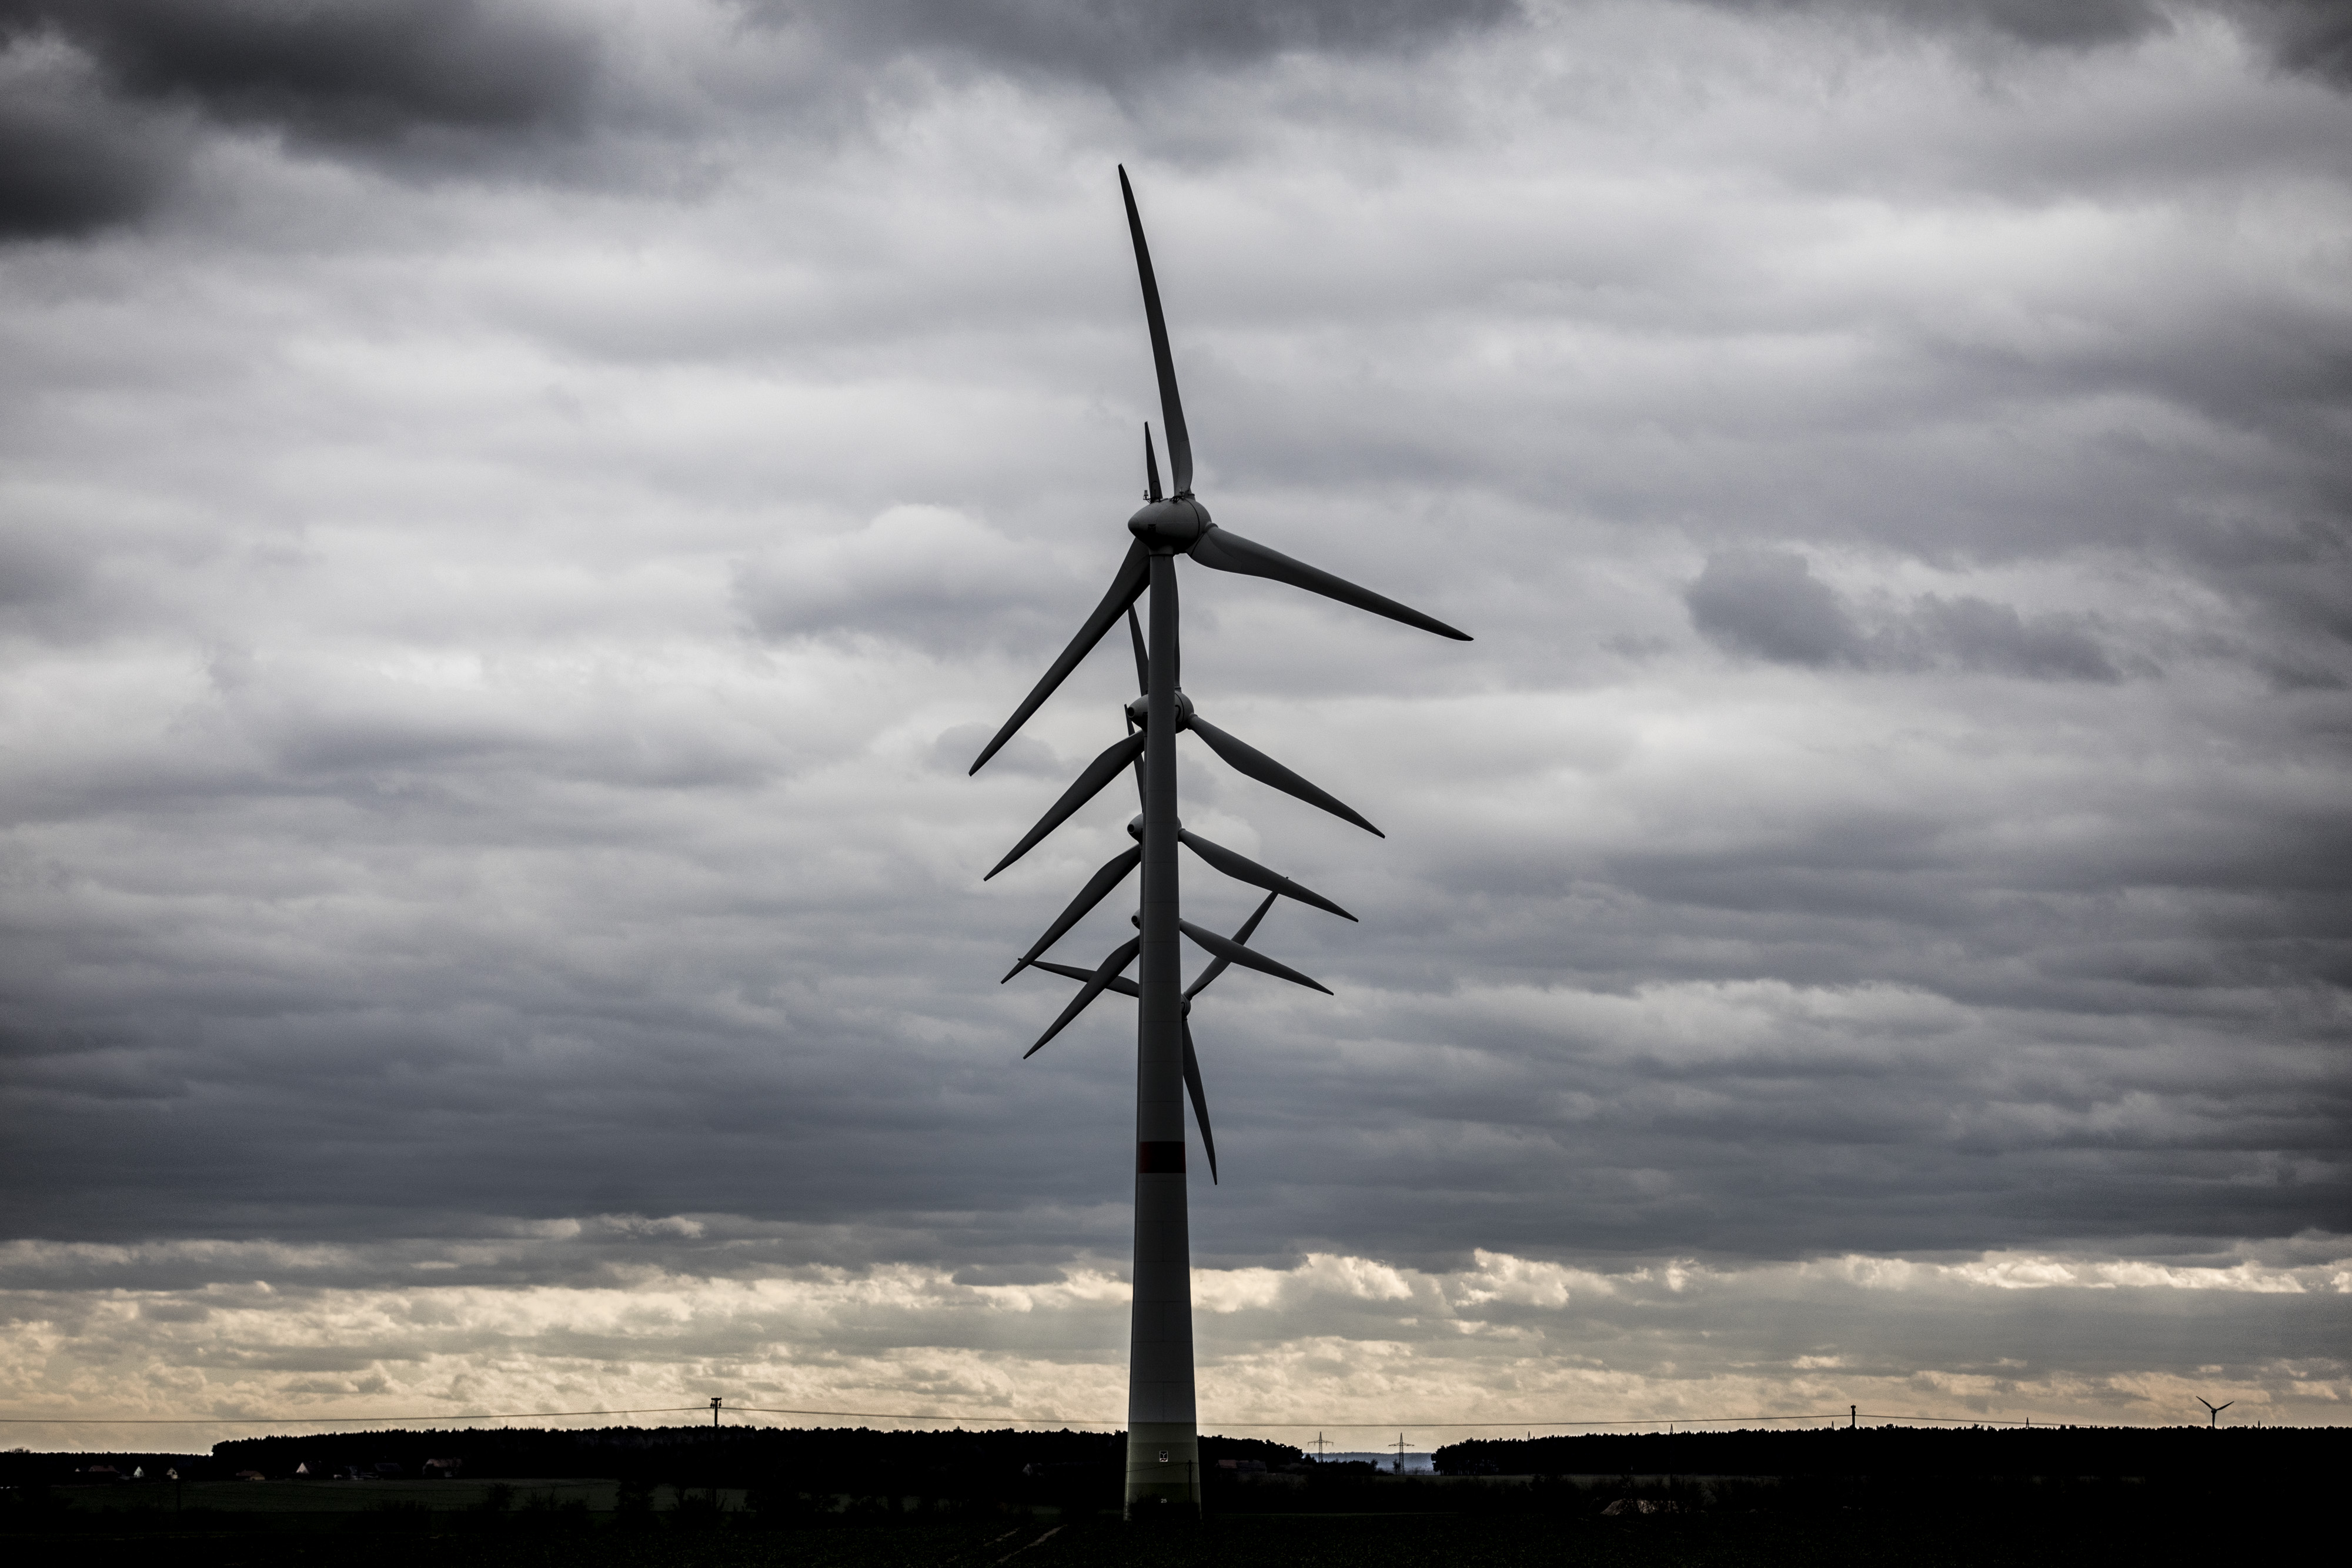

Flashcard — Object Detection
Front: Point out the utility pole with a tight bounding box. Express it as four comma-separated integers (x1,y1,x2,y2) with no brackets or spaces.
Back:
1850,1405,1856,1430
709,1397,723,1509
1391,1432,1409,1473
1313,1432,1328,1462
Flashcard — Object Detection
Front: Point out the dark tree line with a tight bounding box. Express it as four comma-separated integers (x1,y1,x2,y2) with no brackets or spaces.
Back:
1432,1424,2346,1481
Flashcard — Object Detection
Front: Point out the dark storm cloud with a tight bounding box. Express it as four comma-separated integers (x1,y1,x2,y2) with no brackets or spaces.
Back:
2248,1,2352,87
732,507,1094,656
1685,549,2120,679
1719,0,2186,45
790,0,1522,83
0,0,1527,241
0,40,178,239
1699,1,2352,88
0,0,597,238
0,0,595,140
2178,519,2352,688
1694,0,2167,48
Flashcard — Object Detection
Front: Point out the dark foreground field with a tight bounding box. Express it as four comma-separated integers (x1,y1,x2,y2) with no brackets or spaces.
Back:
7,1426,2334,1566
0,1502,2294,1568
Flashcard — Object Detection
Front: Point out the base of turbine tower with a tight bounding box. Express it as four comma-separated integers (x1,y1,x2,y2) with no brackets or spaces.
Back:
1123,1423,1200,1519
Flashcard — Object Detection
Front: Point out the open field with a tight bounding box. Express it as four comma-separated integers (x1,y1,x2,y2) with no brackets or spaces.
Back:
7,1426,2337,1564
38,1479,747,1514
0,1507,2300,1568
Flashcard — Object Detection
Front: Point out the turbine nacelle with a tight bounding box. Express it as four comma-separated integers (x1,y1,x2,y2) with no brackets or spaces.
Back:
1129,496,1212,550
1125,690,1194,728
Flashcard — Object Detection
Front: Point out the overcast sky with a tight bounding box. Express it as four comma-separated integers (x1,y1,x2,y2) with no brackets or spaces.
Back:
2,0,2346,1449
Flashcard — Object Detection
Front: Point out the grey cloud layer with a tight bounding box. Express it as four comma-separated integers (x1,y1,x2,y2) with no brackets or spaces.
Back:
0,0,1521,240
9,2,2351,240
1687,549,2123,678
0,0,2346,1421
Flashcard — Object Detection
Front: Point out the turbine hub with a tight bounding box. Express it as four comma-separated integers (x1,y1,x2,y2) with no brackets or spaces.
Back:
1127,496,1211,550
1125,690,1194,728
1126,814,1181,841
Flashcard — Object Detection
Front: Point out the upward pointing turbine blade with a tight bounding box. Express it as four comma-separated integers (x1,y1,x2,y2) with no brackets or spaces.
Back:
1144,423,1163,504
1119,165,1192,496
1181,1019,1217,1184
1183,891,1279,1000
1181,917,1329,995
985,731,1148,880
1189,526,1470,641
970,539,1150,775
1126,606,1150,803
1188,713,1384,837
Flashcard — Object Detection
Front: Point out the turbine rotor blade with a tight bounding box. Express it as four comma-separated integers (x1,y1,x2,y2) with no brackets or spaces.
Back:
1188,713,1384,838
985,731,1148,881
1025,937,1140,1058
970,539,1150,775
1182,1019,1218,1185
1033,960,1140,998
1180,915,1329,995
1188,525,1470,641
1127,605,1150,804
1179,828,1356,921
1144,423,1162,504
1119,165,1192,496
1002,844,1141,982
1183,891,1277,1000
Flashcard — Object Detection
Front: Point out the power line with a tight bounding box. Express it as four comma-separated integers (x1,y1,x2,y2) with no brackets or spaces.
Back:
1845,1413,2046,1428
730,1406,1120,1426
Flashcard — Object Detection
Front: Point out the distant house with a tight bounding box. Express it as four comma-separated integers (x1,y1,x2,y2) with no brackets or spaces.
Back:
81,1465,120,1482
422,1457,463,1478
235,1469,266,1482
293,1462,311,1477
373,1462,403,1479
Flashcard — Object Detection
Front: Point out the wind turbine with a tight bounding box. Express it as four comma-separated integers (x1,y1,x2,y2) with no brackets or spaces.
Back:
2198,1397,2233,1428
969,168,1469,1516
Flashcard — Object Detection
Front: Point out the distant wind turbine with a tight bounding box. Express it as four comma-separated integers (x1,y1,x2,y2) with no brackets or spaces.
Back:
2199,1397,2233,1428
970,167,1469,1516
